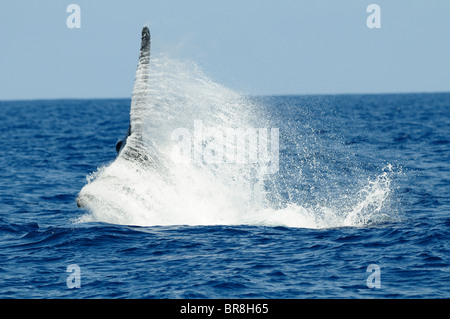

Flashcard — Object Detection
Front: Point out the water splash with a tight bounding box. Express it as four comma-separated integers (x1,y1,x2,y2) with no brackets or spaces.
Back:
77,55,397,229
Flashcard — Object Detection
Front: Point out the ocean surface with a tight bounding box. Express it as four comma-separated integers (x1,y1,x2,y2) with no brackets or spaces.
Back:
1,78,449,297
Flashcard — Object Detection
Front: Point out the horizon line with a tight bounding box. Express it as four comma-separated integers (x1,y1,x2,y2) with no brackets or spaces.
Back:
1,90,450,103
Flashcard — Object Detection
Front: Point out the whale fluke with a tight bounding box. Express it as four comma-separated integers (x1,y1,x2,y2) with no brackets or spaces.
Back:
116,26,151,164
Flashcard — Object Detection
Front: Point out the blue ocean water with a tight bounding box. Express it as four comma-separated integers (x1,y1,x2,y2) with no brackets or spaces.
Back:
0,92,449,298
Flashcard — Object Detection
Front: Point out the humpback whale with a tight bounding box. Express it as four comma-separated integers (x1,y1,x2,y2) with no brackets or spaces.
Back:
115,26,151,162
76,26,269,218
76,27,151,209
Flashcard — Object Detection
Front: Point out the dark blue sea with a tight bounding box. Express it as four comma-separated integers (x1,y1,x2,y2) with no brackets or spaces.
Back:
0,92,449,299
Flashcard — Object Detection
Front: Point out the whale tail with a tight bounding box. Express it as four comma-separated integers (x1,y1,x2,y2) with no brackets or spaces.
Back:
78,27,152,209
116,26,151,164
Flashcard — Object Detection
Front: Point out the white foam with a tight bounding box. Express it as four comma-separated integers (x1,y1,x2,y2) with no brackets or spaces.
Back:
77,56,396,229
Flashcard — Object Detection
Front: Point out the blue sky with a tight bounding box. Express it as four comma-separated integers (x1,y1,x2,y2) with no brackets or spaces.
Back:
0,0,449,100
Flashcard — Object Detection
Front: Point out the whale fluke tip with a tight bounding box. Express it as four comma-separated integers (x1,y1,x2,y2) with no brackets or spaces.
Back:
141,26,151,52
